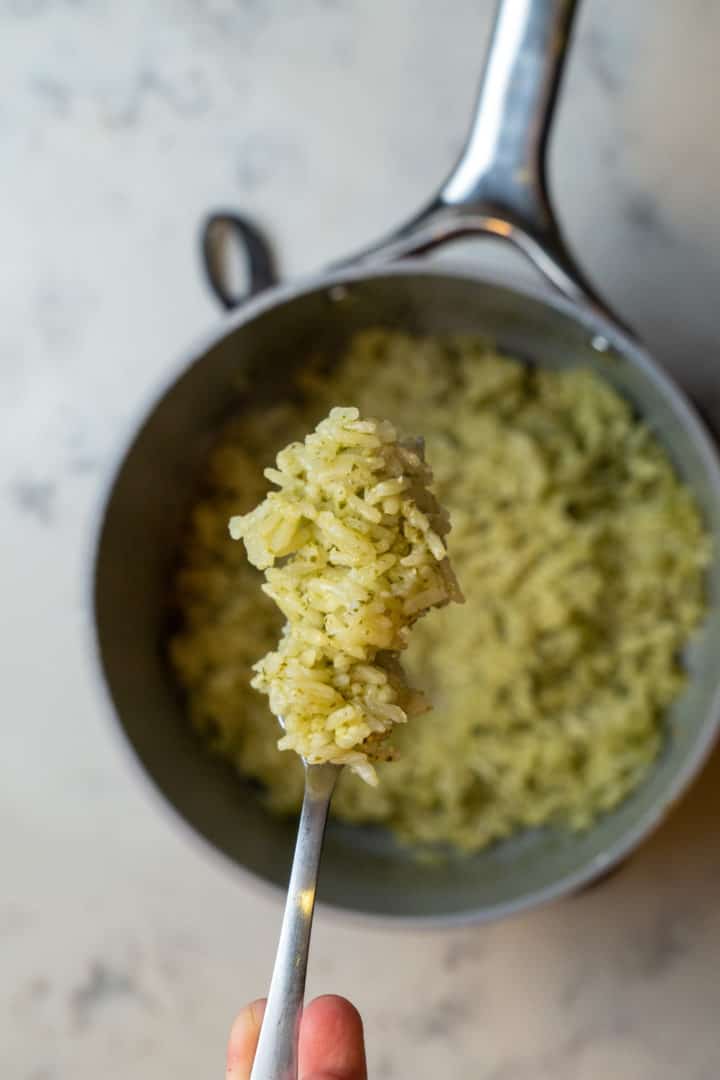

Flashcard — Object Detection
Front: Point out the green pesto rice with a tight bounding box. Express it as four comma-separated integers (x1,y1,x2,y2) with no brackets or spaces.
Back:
170,331,710,852
228,406,462,783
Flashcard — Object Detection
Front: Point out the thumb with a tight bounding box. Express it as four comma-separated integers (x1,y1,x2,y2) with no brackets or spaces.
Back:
300,996,367,1080
305,1074,358,1080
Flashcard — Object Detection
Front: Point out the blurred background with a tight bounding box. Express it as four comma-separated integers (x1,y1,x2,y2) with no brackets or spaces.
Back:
2,1,720,1077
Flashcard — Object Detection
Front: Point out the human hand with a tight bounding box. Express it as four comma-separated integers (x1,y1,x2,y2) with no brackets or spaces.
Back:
226,994,368,1080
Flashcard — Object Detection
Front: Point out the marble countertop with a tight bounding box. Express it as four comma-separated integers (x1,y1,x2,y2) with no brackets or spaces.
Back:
3,1,720,1077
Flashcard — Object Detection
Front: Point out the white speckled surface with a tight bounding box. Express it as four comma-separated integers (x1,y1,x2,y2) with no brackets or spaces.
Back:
3,1,720,1077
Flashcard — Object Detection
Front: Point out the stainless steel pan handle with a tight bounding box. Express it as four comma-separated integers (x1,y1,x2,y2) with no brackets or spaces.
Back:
337,0,613,317
201,211,278,310
201,0,617,325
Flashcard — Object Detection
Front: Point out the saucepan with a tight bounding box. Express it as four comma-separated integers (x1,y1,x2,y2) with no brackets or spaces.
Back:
93,0,720,924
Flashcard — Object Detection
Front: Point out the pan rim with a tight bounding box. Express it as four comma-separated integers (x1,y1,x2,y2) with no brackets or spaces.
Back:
87,259,720,927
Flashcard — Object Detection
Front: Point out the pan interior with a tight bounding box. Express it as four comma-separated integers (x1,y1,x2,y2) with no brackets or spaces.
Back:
94,271,720,920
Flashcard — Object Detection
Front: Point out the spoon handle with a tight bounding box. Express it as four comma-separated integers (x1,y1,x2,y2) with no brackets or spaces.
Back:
250,763,340,1080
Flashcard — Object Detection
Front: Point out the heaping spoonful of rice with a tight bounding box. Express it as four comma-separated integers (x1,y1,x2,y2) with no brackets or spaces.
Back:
230,405,463,783
229,405,461,1080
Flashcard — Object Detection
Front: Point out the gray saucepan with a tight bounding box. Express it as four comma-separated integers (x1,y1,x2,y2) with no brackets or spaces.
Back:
92,0,720,925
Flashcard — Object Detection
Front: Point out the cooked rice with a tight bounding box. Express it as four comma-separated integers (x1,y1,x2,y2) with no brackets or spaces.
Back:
170,331,710,852
228,407,462,782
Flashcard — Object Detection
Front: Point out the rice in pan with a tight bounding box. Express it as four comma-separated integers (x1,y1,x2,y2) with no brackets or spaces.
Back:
170,331,709,852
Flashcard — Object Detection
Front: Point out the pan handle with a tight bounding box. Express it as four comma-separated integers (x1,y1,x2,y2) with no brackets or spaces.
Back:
337,0,613,319
201,211,278,310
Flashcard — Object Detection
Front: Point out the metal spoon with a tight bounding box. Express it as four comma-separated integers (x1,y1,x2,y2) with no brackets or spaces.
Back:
250,752,342,1080
250,439,426,1077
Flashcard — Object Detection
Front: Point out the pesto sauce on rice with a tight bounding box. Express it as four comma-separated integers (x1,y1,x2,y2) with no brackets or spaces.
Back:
170,332,710,853
228,407,462,783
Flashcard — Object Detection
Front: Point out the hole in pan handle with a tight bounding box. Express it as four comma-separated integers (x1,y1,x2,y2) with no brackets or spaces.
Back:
200,211,278,311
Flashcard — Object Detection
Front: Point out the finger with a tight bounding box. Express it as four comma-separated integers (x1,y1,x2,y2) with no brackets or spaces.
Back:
299,995,367,1080
226,998,266,1080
